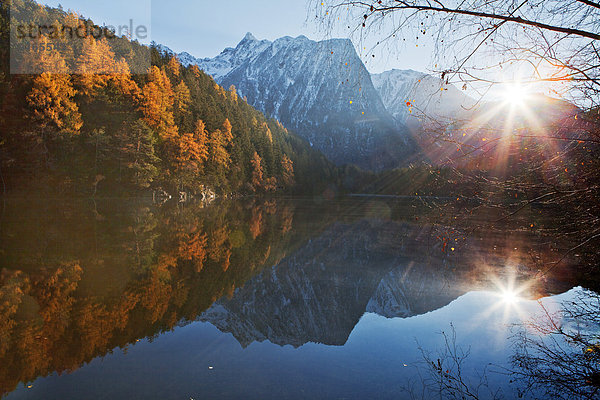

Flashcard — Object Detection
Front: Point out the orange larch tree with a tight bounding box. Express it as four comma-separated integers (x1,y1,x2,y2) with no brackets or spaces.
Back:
75,38,132,97
23,39,83,134
139,66,178,140
281,154,295,188
250,151,264,191
208,119,234,170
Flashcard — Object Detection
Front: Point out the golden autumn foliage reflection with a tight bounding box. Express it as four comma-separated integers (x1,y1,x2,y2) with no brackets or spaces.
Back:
0,196,583,396
0,198,310,396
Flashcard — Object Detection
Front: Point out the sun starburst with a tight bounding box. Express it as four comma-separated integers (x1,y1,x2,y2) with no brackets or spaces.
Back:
502,83,530,106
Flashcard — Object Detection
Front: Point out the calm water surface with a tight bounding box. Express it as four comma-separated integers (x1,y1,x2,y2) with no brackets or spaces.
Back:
0,198,595,399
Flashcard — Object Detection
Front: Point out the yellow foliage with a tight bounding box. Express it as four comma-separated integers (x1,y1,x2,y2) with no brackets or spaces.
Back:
262,122,273,144
208,120,234,169
174,81,191,114
26,73,83,133
75,38,131,96
281,154,295,187
140,66,178,139
251,151,264,190
167,56,180,78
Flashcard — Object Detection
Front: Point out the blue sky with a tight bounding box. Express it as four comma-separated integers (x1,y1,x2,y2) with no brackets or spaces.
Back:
42,0,434,74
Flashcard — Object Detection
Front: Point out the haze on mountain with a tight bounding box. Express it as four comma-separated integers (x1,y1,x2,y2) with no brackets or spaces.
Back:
159,33,444,170
159,32,582,172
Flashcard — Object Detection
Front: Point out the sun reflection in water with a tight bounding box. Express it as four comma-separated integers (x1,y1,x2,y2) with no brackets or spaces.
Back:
500,288,521,305
493,273,527,305
486,272,536,328
463,269,535,329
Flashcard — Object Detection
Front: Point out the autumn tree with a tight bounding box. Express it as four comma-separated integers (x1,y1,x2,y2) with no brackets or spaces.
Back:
264,177,277,192
250,151,264,191
174,120,211,190
192,119,210,162
262,122,273,144
140,66,178,140
173,81,191,116
214,83,227,98
26,73,83,134
75,38,133,97
229,84,238,103
20,35,68,74
166,56,180,79
281,154,295,188
209,119,234,170
23,39,82,135
222,118,233,140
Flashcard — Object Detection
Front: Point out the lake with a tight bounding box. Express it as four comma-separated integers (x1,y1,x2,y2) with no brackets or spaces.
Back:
0,197,597,399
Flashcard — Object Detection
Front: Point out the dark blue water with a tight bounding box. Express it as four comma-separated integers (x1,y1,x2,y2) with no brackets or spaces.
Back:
0,198,596,399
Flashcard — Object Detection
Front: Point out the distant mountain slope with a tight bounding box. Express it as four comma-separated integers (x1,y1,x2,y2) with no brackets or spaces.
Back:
162,35,581,172
166,34,418,170
371,70,583,168
0,0,336,195
371,69,476,126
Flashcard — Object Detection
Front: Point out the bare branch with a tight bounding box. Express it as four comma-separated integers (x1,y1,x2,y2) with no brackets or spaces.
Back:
358,1,600,41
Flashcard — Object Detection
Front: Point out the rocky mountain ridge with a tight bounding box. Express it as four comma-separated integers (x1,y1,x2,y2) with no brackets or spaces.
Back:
159,34,418,169
371,69,476,126
159,34,578,170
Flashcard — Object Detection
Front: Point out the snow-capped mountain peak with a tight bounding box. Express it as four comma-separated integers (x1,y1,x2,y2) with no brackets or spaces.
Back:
156,34,423,169
243,31,257,42
371,68,475,124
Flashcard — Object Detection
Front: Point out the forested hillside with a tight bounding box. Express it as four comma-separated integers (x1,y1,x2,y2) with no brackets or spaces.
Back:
0,0,336,196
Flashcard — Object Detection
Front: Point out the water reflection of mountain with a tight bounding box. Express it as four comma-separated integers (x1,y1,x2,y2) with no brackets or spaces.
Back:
0,197,571,397
200,220,469,348
0,198,321,396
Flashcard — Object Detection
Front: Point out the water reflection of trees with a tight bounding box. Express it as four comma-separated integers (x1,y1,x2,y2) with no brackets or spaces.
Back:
408,289,600,400
511,289,600,400
0,199,308,396
0,197,579,397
